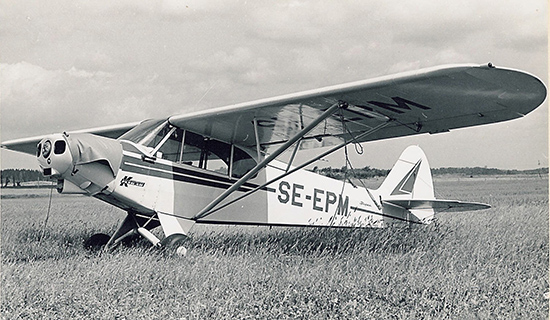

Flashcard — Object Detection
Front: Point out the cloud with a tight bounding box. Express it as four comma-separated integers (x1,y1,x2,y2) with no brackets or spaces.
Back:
187,47,276,86
250,3,329,41
74,0,238,18
1,62,58,100
0,62,157,139
160,0,236,16
1,63,99,135
390,0,547,55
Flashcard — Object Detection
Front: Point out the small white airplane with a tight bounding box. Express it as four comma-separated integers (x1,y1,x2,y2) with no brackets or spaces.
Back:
2,63,546,255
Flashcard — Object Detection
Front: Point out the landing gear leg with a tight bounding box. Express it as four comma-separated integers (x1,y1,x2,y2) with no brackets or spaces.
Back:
104,213,139,249
83,212,160,251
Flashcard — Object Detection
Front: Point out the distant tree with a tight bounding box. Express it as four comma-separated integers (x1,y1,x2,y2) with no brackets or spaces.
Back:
0,169,45,187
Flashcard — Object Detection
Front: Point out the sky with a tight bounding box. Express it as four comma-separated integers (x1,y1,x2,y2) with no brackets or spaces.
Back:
0,0,548,170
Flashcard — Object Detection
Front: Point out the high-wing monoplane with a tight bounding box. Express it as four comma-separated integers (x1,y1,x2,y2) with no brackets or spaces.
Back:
2,63,546,255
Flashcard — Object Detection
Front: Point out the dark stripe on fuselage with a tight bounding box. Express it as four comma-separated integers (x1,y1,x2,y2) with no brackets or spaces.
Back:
120,153,276,193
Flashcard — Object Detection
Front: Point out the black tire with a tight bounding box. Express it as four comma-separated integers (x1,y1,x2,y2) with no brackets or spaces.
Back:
159,233,189,256
83,233,111,251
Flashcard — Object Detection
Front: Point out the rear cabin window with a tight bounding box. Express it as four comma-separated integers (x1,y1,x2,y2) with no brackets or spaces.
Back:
123,121,256,178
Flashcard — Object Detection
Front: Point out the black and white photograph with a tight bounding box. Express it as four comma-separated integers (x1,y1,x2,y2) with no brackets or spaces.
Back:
1,1,547,318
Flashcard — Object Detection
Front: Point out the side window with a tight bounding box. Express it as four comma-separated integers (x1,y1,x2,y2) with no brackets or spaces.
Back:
155,128,184,162
180,132,230,175
180,131,205,167
205,140,230,175
145,126,257,178
231,147,256,178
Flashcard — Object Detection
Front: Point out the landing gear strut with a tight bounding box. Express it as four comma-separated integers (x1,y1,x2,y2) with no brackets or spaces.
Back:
83,211,190,256
83,212,159,251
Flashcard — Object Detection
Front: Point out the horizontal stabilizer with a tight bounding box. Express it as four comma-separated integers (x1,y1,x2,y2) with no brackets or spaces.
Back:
383,199,490,213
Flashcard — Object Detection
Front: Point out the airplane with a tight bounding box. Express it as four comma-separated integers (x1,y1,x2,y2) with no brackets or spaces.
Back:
1,63,547,256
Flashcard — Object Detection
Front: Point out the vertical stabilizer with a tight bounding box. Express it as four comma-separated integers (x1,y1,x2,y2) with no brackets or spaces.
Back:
377,145,434,200
376,145,435,224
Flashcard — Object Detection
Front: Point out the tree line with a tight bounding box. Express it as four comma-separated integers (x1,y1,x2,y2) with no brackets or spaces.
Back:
313,166,390,180
313,166,548,180
1,169,51,187
431,167,548,176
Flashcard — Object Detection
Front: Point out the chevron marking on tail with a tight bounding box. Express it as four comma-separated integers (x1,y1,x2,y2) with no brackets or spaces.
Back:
390,159,421,196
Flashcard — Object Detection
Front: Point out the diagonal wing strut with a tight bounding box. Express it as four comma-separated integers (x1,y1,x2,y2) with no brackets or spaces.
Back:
196,119,392,218
192,101,348,220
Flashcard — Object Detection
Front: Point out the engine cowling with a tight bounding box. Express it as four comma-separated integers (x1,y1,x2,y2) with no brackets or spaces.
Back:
37,133,123,195
37,134,73,178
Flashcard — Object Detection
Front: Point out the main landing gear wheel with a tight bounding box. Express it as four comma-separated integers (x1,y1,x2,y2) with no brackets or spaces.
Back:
83,233,111,251
160,233,189,257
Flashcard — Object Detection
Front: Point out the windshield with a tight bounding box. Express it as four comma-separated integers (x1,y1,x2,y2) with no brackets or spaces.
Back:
118,119,167,144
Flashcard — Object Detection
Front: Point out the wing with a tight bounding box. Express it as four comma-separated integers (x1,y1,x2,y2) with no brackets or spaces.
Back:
1,122,139,156
169,63,546,150
3,64,546,156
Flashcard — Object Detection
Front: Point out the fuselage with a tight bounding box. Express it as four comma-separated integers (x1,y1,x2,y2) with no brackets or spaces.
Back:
96,140,387,228
36,127,395,230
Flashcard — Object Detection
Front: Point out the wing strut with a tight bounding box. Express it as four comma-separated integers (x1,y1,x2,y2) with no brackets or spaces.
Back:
286,139,302,172
192,101,348,220
194,118,393,220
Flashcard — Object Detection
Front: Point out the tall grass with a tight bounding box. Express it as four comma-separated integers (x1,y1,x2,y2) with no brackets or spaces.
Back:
1,176,548,319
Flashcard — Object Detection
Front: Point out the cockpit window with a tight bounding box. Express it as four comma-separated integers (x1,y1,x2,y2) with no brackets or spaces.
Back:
232,148,257,178
152,127,184,162
121,120,257,178
180,131,230,174
179,131,256,177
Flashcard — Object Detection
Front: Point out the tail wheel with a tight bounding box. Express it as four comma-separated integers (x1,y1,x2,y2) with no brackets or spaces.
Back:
160,233,190,256
83,233,111,251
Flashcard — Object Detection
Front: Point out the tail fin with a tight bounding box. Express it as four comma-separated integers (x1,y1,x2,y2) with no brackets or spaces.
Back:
377,145,434,201
376,146,489,225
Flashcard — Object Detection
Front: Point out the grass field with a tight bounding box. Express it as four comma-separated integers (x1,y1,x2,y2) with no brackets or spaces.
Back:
1,175,548,319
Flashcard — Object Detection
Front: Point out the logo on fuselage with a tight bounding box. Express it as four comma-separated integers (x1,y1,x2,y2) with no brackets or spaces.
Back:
120,176,145,188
